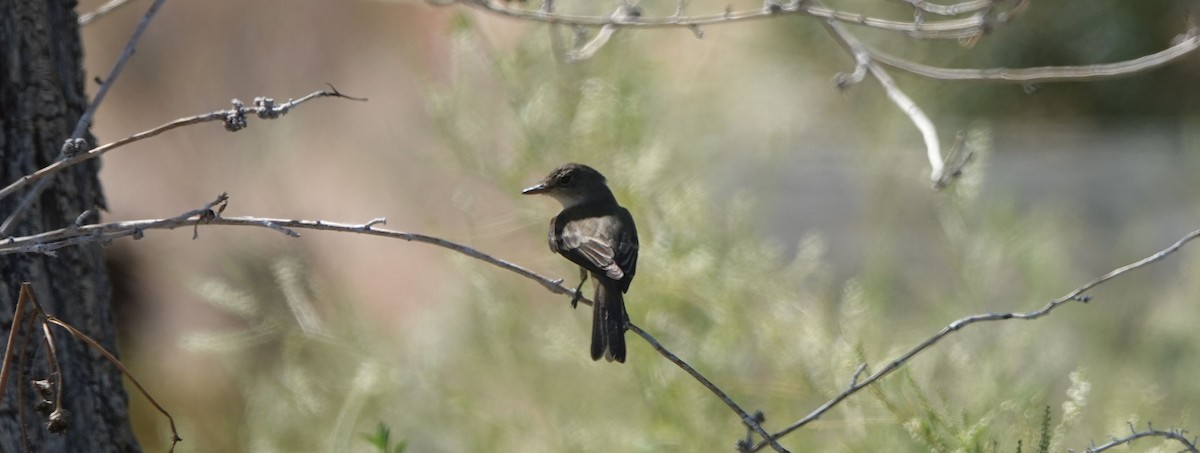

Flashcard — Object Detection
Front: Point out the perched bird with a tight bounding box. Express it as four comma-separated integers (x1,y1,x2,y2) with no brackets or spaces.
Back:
523,163,639,363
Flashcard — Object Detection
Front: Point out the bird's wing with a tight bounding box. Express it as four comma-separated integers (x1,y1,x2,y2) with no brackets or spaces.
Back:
547,216,560,254
613,207,638,283
559,226,627,281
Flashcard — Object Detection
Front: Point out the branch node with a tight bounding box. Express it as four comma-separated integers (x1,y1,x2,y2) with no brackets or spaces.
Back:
736,438,752,453
73,209,97,228
193,193,230,239
850,362,868,387
254,97,286,119
364,217,387,229
324,83,368,102
46,408,70,434
263,221,302,238
224,99,249,132
61,138,89,157
933,132,974,189
625,5,642,20
764,0,782,14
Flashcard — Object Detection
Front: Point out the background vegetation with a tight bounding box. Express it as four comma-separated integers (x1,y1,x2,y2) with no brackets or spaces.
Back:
75,0,1199,451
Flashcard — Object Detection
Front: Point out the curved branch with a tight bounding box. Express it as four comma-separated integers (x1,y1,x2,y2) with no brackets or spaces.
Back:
78,0,140,26
452,0,988,38
749,227,1200,451
1083,422,1198,453
896,0,992,16
0,87,364,211
819,16,946,186
871,31,1200,83
0,195,787,451
628,324,787,452
0,0,167,237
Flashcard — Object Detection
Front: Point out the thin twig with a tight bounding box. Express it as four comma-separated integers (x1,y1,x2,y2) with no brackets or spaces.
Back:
628,323,788,452
0,0,167,237
565,6,627,63
0,88,363,212
1081,422,1199,453
453,0,989,37
871,31,1200,83
72,0,167,141
896,0,992,16
0,284,32,403
46,317,182,449
11,283,183,450
78,0,140,26
38,322,63,416
819,15,945,186
750,228,1200,451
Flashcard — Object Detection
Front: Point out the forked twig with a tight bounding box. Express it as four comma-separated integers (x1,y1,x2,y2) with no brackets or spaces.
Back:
0,87,364,211
0,283,182,451
1081,421,1199,452
0,0,168,237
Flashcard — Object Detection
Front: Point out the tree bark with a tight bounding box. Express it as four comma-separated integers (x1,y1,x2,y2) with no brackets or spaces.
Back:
0,0,139,451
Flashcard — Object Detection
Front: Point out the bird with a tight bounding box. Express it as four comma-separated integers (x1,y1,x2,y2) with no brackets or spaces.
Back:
523,163,639,363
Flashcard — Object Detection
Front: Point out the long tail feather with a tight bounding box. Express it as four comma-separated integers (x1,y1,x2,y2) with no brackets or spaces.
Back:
591,281,627,363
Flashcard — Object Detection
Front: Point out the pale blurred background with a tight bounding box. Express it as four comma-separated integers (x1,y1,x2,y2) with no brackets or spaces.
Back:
78,0,1199,451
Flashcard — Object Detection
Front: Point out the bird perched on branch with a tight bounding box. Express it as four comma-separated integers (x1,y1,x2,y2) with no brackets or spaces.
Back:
523,163,639,363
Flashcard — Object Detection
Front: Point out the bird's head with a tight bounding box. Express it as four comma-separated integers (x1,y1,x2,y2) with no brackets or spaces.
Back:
522,163,612,208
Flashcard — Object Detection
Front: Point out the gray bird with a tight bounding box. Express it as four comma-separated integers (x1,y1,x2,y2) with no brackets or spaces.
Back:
523,163,639,362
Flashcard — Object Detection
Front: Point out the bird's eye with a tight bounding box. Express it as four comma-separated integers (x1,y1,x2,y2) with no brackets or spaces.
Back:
558,174,574,185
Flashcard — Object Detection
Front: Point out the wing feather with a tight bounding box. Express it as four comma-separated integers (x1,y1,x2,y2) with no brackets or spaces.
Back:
552,208,638,289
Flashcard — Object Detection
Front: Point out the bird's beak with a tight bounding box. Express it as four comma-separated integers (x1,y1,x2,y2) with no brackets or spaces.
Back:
522,182,549,195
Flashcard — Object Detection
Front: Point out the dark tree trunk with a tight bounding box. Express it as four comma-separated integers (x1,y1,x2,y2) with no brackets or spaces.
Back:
0,0,139,451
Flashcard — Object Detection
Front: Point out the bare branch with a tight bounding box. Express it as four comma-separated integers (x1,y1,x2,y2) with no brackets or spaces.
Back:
628,324,787,452
820,16,946,186
871,31,1200,83
895,0,993,16
78,0,140,26
750,227,1200,451
0,197,785,450
5,283,183,450
46,316,182,449
566,7,627,63
1081,422,1199,453
0,88,363,222
38,321,64,421
73,0,167,141
0,0,168,237
451,0,991,38
0,284,33,404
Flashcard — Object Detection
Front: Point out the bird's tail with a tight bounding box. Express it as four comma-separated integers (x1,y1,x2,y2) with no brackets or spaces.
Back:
591,280,627,363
